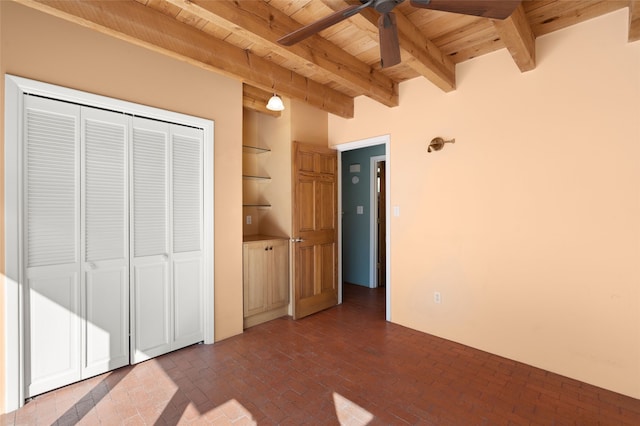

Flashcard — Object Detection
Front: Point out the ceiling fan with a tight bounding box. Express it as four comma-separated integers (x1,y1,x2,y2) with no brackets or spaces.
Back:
277,0,522,68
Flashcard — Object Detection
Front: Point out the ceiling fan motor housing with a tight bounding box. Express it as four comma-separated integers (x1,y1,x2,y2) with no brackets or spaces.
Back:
374,0,405,14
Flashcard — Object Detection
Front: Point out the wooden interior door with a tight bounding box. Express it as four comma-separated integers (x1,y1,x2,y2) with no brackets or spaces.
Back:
292,142,338,319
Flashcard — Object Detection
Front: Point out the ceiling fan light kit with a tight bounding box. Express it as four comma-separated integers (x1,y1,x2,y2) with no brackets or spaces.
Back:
277,0,520,69
266,94,285,111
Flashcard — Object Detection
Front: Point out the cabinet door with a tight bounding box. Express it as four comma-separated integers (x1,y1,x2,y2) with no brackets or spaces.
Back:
268,240,289,310
243,242,268,317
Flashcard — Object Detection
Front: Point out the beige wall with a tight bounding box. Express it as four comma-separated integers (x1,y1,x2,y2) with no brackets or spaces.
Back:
1,2,245,410
291,98,328,146
329,9,640,398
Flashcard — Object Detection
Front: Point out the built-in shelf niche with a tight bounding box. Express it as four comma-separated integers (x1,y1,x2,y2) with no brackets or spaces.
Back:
243,144,272,209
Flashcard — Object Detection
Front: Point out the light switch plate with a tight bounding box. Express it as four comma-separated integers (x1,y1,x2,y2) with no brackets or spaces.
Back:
357,206,363,214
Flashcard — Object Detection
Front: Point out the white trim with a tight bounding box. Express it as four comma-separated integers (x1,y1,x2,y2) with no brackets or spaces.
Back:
203,122,215,345
334,134,390,153
369,155,386,289
3,75,215,412
4,74,25,412
336,134,391,322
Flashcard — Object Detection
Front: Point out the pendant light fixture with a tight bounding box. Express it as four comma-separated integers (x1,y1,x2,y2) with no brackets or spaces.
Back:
266,94,285,111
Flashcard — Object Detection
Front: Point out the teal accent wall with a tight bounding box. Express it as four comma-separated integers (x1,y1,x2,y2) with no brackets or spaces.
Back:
342,144,385,287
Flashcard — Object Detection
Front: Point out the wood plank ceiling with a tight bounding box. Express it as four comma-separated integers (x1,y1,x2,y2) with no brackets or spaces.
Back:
15,0,640,118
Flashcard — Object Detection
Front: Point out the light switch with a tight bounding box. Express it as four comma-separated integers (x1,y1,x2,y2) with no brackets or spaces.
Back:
393,206,400,217
356,206,364,215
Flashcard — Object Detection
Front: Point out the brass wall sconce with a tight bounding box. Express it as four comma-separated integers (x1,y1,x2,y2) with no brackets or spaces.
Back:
427,137,455,153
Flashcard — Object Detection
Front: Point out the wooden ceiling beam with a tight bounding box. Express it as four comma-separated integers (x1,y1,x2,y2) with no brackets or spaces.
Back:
166,0,399,108
492,4,536,72
15,0,354,118
391,9,457,92
320,0,456,92
525,0,627,37
630,1,640,42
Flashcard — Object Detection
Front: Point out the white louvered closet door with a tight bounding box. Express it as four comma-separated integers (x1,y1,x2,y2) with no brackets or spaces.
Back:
131,117,171,363
171,125,204,350
130,118,204,363
24,98,130,397
81,107,129,378
24,96,82,397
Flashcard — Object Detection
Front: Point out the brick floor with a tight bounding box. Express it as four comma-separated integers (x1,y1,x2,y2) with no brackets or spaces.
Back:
2,283,639,425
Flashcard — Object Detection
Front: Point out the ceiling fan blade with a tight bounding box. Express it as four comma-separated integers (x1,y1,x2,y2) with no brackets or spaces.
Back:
277,4,363,46
410,0,521,19
378,12,401,68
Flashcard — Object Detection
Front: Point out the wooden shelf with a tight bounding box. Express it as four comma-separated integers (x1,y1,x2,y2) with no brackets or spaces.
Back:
243,203,271,208
243,145,270,154
242,174,271,181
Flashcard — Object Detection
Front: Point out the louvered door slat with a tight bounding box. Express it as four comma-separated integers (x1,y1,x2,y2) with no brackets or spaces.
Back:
132,127,168,257
85,117,127,262
25,105,79,268
172,132,202,253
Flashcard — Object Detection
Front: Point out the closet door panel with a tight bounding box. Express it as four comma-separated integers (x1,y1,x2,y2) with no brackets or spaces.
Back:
26,270,80,397
84,267,128,373
82,108,129,376
171,127,204,349
132,261,171,361
23,96,81,397
172,257,202,348
131,117,171,363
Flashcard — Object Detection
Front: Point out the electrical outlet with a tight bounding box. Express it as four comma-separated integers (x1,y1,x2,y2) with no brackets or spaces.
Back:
434,291,441,304
246,215,252,225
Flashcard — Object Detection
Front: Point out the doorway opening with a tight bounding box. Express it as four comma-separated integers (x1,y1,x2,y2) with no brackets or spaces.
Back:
336,135,391,321
371,156,386,289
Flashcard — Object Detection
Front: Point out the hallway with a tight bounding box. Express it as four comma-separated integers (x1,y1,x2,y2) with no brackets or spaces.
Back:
3,283,640,425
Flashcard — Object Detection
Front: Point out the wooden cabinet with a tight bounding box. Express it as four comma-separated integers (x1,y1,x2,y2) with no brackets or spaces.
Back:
243,236,289,328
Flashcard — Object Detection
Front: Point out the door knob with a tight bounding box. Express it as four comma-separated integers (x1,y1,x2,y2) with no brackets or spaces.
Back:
291,238,304,243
